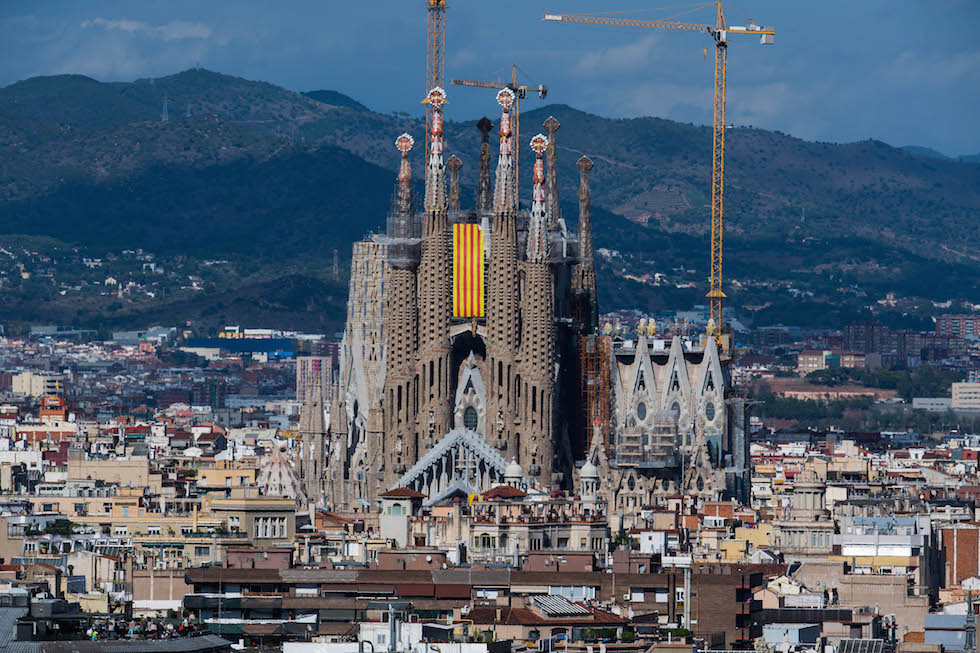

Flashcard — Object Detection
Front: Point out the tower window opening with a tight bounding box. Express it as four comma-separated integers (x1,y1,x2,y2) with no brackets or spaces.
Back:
463,406,478,431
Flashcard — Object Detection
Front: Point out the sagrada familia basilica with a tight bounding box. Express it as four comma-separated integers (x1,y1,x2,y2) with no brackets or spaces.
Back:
299,87,749,518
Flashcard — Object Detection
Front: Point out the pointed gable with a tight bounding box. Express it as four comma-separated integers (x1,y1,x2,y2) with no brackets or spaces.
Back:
632,333,657,401
660,336,691,411
697,336,725,397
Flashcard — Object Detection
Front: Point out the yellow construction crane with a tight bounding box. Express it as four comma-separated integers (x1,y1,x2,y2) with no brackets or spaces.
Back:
451,65,548,195
426,0,447,145
544,2,774,350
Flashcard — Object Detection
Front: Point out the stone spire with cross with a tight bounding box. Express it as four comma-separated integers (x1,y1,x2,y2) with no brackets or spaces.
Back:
476,117,493,213
544,116,561,230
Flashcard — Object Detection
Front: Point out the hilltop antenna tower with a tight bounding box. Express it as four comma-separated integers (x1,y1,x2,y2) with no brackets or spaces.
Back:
161,94,169,123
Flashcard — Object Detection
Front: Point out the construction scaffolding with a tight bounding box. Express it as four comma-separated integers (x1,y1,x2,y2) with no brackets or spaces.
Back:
579,334,612,457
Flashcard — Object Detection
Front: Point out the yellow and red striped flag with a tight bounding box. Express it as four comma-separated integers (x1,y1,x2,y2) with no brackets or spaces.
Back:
453,223,485,318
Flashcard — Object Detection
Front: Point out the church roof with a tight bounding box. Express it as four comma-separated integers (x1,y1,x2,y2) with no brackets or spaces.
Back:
580,460,599,478
380,488,427,499
394,427,510,497
482,485,528,500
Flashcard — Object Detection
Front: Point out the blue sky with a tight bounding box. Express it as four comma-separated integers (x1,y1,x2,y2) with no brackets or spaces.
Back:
1,1,978,155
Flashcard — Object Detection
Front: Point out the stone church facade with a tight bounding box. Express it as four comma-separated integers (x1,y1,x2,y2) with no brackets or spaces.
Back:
299,87,747,515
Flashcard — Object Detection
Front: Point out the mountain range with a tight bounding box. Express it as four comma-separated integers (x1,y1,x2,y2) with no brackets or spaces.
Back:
0,68,977,333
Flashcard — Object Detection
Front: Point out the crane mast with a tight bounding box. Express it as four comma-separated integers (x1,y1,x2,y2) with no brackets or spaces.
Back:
707,2,727,342
544,2,774,351
426,0,447,145
452,65,548,198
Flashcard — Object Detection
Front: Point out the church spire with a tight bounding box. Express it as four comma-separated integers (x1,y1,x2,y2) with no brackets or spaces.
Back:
492,88,517,214
576,155,595,262
572,156,598,332
447,155,462,211
543,116,561,230
395,133,414,215
527,133,549,263
476,117,493,212
422,87,448,213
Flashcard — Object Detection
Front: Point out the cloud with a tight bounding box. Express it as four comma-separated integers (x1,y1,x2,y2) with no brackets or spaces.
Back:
573,34,663,77
885,49,980,86
81,17,212,41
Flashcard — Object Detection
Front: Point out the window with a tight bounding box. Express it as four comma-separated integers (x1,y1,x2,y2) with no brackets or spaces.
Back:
181,526,193,536
463,406,478,431
147,525,161,536
73,503,85,513
113,525,128,535
42,503,55,512
636,402,646,420
194,546,210,557
229,516,240,530
705,402,715,421
671,402,680,415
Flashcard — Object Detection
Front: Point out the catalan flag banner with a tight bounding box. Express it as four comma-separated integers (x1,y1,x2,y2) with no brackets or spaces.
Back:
453,223,485,318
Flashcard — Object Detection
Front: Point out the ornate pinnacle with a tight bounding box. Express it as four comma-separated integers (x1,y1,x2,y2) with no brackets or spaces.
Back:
447,155,462,212
476,117,493,212
395,133,414,215
544,116,561,229
492,88,517,214
527,134,549,263
422,87,448,212
478,116,493,144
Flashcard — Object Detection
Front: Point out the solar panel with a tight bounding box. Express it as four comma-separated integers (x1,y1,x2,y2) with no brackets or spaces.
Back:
533,595,591,616
838,639,884,653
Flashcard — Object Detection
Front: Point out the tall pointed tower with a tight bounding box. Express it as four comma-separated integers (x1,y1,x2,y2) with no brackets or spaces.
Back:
519,133,556,483
476,117,493,213
383,134,421,486
544,117,561,231
572,156,598,331
417,87,453,454
299,377,327,503
485,89,521,457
